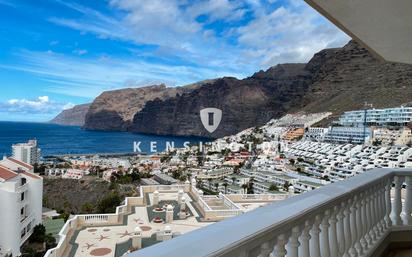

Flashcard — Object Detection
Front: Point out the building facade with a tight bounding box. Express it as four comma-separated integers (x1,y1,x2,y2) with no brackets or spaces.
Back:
0,157,42,257
338,106,412,127
12,139,41,165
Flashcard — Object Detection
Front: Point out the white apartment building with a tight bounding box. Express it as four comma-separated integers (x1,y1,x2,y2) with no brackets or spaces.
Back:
12,139,41,165
324,126,372,144
0,157,42,257
304,127,329,142
372,127,412,146
338,106,412,127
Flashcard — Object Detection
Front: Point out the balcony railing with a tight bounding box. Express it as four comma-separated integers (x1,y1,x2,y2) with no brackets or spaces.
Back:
126,168,412,257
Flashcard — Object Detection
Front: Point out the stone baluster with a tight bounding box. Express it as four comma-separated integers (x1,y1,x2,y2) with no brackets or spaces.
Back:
273,234,287,257
300,221,312,257
336,204,346,256
393,176,403,226
360,193,369,252
288,226,301,257
349,197,359,257
355,195,364,256
311,215,322,257
258,241,273,257
373,185,382,239
329,207,339,257
378,183,386,233
369,187,378,243
321,210,331,257
343,200,352,257
385,178,392,229
403,176,412,225
364,189,373,248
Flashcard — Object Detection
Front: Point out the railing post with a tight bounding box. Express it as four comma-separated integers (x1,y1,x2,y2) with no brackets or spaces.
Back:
329,207,339,257
300,221,312,257
378,182,386,233
366,188,376,244
288,226,301,257
392,176,403,226
337,203,346,256
349,197,359,257
372,185,382,239
360,192,369,252
343,200,352,257
273,234,287,257
259,241,274,257
321,210,331,257
311,215,321,257
403,176,412,225
355,194,364,256
385,177,392,228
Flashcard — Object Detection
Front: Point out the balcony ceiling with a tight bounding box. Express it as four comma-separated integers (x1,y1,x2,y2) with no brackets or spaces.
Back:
305,0,412,64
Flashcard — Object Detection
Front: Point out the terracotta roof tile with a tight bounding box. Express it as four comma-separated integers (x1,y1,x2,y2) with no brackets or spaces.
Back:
0,165,18,181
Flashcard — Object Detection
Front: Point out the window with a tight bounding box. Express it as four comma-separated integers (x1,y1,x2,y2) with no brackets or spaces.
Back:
21,192,25,201
21,177,26,186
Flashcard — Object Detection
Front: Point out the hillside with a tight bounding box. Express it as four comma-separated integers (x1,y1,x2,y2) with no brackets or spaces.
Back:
50,103,90,126
72,40,412,138
83,84,200,131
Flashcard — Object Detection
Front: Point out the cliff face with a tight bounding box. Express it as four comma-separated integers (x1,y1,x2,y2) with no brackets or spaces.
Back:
82,40,412,138
83,84,199,131
50,103,90,126
131,64,311,137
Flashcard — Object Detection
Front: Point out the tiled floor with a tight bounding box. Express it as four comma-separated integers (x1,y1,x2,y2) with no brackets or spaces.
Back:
69,193,213,257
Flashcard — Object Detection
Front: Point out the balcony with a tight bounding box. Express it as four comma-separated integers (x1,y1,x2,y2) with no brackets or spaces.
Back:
125,168,412,257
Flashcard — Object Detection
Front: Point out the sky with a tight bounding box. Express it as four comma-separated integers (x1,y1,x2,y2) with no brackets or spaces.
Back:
0,0,350,122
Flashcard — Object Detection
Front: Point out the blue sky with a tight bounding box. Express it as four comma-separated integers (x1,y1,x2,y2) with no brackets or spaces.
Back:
0,0,349,122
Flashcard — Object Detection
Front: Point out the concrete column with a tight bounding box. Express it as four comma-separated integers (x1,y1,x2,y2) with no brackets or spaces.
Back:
368,190,377,243
153,190,159,206
364,190,372,248
372,188,381,238
393,176,403,225
360,195,369,252
132,227,142,249
166,204,174,223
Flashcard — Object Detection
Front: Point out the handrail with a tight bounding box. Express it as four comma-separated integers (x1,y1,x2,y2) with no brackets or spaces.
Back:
125,168,407,257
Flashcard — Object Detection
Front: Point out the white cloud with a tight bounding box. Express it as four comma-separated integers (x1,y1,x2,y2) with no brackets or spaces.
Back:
73,49,88,55
1,49,245,98
0,96,72,115
235,1,350,65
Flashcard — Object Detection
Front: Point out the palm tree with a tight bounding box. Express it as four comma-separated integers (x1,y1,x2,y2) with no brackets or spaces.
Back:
223,182,229,194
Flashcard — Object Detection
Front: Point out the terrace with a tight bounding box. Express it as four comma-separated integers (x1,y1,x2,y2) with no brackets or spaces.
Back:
44,183,288,257
124,168,412,257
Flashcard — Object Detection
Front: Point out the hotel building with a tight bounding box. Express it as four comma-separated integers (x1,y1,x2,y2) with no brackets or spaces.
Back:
11,139,41,165
338,106,412,127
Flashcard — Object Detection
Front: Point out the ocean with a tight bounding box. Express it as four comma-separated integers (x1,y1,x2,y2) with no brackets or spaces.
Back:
0,121,209,157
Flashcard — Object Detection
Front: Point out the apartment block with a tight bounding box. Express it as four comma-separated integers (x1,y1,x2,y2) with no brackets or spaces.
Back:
0,157,42,257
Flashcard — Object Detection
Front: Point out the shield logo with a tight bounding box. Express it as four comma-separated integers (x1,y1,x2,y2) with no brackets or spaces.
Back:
200,108,222,133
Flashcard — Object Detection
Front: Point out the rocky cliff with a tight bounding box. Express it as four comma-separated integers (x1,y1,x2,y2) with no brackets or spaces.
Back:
50,103,90,126
83,84,200,131
82,40,412,138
